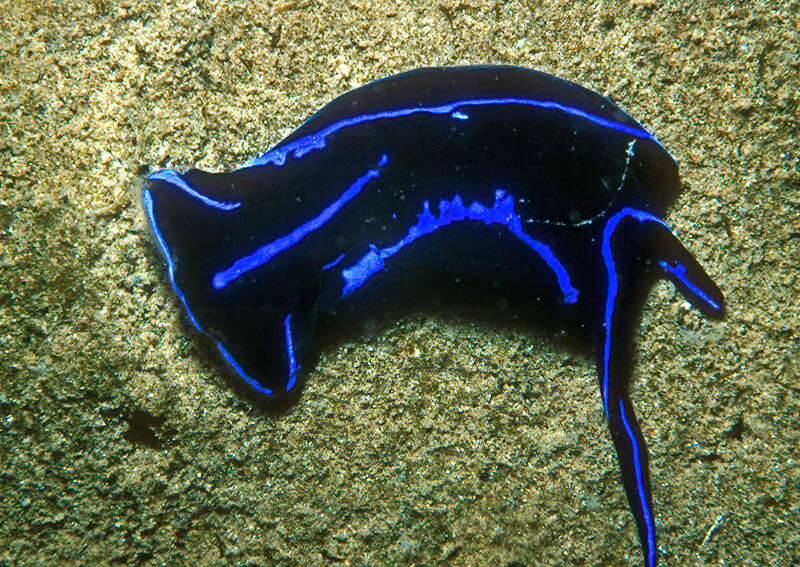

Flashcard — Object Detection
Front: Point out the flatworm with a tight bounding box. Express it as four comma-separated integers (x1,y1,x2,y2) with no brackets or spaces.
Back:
142,65,725,566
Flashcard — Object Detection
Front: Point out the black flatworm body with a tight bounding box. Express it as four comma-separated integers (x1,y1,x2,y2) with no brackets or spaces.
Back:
143,66,725,566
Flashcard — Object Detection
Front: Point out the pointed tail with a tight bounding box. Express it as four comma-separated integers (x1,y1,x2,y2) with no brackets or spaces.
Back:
652,227,725,319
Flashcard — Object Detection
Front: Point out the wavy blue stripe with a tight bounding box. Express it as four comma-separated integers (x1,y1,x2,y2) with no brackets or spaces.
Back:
340,189,579,304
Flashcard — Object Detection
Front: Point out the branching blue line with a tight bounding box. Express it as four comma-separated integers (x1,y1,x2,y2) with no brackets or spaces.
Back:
148,169,241,211
284,314,299,391
618,398,657,567
658,260,721,311
243,97,657,169
213,156,388,289
340,189,579,304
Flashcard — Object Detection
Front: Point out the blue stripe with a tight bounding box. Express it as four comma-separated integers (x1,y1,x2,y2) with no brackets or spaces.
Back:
600,207,668,416
143,188,203,331
143,188,274,396
618,398,657,567
658,260,721,311
148,169,241,211
218,342,274,396
243,97,658,169
213,156,387,289
284,314,299,391
322,253,346,271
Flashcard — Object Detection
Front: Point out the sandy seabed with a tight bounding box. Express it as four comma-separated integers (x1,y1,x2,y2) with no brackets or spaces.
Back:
1,1,798,565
